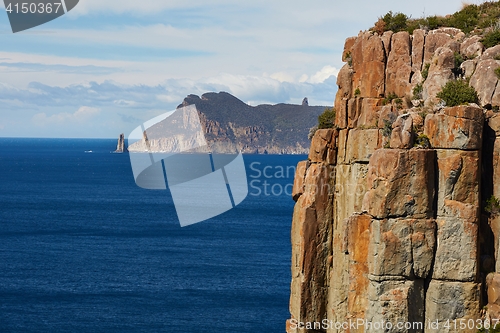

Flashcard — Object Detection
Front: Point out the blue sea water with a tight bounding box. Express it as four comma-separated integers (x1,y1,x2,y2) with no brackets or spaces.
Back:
0,138,304,333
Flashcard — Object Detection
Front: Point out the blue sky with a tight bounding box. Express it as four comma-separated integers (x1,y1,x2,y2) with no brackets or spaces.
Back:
0,0,470,138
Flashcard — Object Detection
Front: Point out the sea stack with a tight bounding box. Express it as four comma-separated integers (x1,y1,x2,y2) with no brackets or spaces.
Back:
115,133,127,153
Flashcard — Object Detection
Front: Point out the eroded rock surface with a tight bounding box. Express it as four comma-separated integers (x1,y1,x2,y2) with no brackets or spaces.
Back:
287,26,500,333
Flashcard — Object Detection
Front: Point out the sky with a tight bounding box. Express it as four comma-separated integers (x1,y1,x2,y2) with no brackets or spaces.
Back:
0,0,473,138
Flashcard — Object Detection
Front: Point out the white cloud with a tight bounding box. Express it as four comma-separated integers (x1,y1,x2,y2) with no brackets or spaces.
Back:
299,74,309,83
307,66,339,84
32,112,70,125
0,51,128,69
8,65,338,112
32,106,100,126
51,24,196,49
114,100,138,107
264,66,339,86
269,72,296,83
156,95,183,104
74,106,100,120
69,0,227,15
67,0,466,25
195,73,303,104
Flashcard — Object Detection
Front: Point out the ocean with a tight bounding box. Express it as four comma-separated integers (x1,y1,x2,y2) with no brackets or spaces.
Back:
0,138,303,333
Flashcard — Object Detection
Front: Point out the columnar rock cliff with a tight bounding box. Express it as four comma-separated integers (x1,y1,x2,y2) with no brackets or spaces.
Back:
288,27,500,333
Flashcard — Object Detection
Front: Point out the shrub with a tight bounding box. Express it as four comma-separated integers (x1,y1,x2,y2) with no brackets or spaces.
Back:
477,1,500,30
372,18,386,35
354,88,361,96
495,67,500,79
370,2,500,39
384,12,408,32
382,120,393,138
448,4,479,34
452,52,464,77
382,92,399,105
317,107,336,129
408,15,449,32
418,110,428,120
373,11,408,33
405,20,420,35
422,63,431,81
486,195,500,215
394,98,403,110
414,134,430,148
381,114,396,138
412,83,423,100
454,52,464,69
482,30,500,49
345,51,353,66
425,16,442,30
376,4,478,34
436,80,479,107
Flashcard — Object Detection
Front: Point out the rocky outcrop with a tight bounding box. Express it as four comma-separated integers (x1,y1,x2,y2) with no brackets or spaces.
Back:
389,114,413,149
114,133,127,153
386,31,412,97
422,46,456,106
470,59,500,107
287,26,500,333
350,32,386,98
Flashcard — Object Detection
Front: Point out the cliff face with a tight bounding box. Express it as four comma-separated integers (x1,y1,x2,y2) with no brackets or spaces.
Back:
288,28,500,333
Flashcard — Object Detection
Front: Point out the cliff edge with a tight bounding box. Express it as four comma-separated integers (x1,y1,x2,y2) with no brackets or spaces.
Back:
288,26,500,333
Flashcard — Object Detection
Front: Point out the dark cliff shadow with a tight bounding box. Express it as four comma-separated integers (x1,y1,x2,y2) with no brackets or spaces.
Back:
480,122,496,303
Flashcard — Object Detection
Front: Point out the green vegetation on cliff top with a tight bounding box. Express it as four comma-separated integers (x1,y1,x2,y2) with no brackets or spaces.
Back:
317,107,336,129
372,1,500,35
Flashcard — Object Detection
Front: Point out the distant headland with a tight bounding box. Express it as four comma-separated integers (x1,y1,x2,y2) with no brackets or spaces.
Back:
125,92,327,154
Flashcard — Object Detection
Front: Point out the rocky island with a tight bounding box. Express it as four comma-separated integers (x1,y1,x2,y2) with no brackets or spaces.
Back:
288,3,500,333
